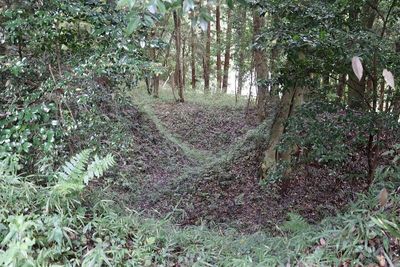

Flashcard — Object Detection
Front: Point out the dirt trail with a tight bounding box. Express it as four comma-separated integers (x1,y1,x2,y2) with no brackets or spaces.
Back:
152,101,259,154
98,98,366,233
126,100,260,211
136,100,365,233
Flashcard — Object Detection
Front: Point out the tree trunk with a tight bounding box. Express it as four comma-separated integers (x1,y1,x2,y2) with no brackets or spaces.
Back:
236,9,247,96
262,86,306,177
173,11,184,102
393,89,400,117
149,31,159,97
191,22,196,90
336,74,346,104
222,9,232,93
216,3,222,92
182,36,186,88
253,11,268,121
153,75,160,98
203,16,211,93
56,41,62,77
269,45,280,95
348,72,367,109
379,79,385,112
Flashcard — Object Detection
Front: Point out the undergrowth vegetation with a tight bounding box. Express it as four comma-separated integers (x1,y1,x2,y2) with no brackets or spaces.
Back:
0,146,399,265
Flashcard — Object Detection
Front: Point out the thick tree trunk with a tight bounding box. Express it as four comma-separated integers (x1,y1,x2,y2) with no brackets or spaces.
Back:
262,86,306,176
173,11,184,102
348,72,367,109
153,75,160,98
191,22,196,90
222,9,232,93
216,3,222,92
253,11,268,121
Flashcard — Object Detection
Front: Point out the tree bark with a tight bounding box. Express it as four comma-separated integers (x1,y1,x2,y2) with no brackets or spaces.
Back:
173,11,184,102
222,8,232,93
182,36,186,88
237,9,247,96
262,86,306,177
191,21,196,90
348,72,367,109
253,11,268,121
393,89,400,117
216,3,222,92
336,74,346,104
153,74,160,98
203,15,211,93
378,79,385,111
149,30,159,97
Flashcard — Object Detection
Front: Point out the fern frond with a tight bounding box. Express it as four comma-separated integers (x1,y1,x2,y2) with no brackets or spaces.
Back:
48,150,115,211
83,154,115,185
57,149,92,181
52,182,85,198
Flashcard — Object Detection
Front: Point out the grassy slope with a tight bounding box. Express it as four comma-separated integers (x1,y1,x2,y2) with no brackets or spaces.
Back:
122,87,399,265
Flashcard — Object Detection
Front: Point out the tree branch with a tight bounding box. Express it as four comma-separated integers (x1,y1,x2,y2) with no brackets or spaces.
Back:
366,1,385,21
381,0,397,37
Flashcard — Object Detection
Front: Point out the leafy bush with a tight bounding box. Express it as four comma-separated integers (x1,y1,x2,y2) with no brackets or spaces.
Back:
279,101,400,169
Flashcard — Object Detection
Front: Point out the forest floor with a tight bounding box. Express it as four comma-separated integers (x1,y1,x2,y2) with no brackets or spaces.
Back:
89,87,365,233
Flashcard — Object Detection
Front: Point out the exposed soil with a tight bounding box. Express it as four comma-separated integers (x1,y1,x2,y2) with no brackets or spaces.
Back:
152,101,259,153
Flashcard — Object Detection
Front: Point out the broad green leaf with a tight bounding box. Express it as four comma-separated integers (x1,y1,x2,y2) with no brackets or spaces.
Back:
127,17,140,34
117,0,135,9
144,15,154,26
157,0,166,14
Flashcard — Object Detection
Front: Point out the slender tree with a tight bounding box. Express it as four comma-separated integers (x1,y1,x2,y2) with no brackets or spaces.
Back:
252,10,268,120
190,18,196,90
222,8,232,93
236,8,248,96
216,2,222,92
182,36,186,88
173,10,184,102
203,14,211,93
